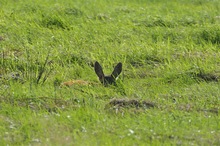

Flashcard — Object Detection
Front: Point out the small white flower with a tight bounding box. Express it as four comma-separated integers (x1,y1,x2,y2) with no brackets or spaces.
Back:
129,129,134,134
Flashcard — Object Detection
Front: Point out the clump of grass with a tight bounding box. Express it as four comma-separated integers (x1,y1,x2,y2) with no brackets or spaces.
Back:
196,27,220,44
41,15,68,30
25,48,54,85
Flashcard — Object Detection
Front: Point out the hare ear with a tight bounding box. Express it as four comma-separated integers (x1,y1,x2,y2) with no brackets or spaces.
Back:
111,62,122,78
94,61,105,80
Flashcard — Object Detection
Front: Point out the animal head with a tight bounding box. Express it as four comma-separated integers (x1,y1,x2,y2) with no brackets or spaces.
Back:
94,61,122,86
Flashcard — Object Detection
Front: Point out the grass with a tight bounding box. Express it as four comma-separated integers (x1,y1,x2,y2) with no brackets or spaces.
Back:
0,0,220,145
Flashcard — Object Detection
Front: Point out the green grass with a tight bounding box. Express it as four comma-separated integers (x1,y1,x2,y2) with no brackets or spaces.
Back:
0,0,220,145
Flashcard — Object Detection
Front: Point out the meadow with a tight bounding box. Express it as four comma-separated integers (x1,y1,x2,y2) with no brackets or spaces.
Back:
0,0,220,145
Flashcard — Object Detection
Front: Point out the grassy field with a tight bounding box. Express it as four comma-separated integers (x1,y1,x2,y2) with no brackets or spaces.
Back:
0,0,220,145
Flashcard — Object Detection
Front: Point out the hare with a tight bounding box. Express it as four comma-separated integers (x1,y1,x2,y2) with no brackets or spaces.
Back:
94,61,122,86
61,61,122,87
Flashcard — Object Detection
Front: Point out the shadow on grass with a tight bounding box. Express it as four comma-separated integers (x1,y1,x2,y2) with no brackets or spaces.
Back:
186,70,219,82
165,68,219,84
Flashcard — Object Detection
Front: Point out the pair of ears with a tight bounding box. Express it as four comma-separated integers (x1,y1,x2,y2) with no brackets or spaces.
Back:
94,61,122,79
